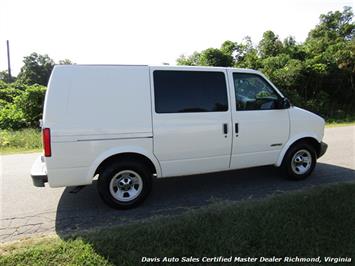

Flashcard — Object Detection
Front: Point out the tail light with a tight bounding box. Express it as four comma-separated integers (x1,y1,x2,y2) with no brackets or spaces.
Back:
43,128,51,157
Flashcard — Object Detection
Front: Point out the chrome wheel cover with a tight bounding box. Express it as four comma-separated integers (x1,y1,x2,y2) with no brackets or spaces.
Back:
291,149,312,175
109,170,143,202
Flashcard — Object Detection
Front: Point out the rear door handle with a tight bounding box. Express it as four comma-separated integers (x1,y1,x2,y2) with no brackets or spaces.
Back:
223,123,228,134
235,123,239,134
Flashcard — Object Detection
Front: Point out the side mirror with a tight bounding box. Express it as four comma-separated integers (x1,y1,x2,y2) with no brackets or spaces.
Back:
277,98,291,109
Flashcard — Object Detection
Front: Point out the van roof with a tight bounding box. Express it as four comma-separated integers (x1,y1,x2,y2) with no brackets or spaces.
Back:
54,64,260,73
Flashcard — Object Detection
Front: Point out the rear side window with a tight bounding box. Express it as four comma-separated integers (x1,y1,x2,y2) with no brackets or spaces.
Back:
153,70,228,113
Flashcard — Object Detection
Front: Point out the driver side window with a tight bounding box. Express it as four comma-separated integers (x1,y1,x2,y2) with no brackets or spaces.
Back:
233,73,280,111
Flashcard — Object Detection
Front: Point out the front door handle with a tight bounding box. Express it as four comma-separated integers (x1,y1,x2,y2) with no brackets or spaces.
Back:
223,123,228,134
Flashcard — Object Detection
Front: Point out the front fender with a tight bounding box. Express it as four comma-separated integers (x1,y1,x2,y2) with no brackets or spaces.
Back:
275,132,321,167
85,145,162,184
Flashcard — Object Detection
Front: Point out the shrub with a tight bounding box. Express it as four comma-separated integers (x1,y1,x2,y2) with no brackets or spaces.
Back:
0,84,46,130
14,85,46,128
0,104,27,130
0,87,24,103
0,99,8,109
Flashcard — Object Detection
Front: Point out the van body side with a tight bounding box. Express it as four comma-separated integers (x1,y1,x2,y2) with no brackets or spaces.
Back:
31,65,327,208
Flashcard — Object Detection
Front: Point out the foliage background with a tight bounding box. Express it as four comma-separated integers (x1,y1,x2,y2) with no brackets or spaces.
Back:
177,7,355,119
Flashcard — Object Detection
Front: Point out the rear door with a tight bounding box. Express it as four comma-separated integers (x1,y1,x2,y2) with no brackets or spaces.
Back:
228,70,290,169
151,67,233,177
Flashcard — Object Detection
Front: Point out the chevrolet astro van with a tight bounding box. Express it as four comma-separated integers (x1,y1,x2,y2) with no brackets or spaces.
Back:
31,65,327,209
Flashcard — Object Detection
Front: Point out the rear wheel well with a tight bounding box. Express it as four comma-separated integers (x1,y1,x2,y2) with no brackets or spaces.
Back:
288,137,321,158
95,153,157,178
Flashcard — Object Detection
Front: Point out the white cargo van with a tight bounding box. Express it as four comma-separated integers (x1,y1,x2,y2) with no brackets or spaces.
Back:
31,65,327,209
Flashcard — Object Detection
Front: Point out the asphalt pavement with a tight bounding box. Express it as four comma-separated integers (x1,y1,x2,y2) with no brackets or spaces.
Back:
0,126,354,243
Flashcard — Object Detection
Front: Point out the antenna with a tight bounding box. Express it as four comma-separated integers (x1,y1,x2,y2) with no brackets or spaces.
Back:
6,40,12,82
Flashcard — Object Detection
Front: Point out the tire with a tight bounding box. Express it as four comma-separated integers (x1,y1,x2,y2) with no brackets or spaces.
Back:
97,160,152,209
282,142,317,180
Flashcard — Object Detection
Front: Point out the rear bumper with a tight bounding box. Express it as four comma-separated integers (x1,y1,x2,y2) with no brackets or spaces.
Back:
31,155,48,187
318,142,328,158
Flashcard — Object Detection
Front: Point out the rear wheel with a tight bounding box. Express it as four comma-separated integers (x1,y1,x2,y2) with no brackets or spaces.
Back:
282,142,317,180
97,160,152,209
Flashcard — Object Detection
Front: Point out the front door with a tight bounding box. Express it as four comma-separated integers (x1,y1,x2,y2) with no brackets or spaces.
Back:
228,70,290,169
151,67,233,177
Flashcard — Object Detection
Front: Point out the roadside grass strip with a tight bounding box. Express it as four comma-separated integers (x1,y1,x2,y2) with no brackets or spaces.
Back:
0,129,41,154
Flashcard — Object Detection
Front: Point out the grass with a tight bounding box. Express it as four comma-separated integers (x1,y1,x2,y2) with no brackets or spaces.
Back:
326,121,355,127
0,129,41,154
1,182,354,266
325,115,355,127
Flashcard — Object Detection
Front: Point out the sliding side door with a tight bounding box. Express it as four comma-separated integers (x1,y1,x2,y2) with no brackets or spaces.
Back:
151,67,233,177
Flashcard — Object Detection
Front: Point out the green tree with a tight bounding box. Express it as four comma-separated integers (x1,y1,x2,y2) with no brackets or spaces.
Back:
59,59,74,65
308,6,354,43
176,52,201,66
199,48,233,67
17,53,55,86
258,31,283,58
234,37,262,69
175,7,355,118
303,6,355,115
220,40,236,56
0,70,12,83
282,36,306,60
177,48,234,67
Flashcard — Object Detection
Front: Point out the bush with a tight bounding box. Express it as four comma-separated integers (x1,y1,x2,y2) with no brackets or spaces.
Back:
0,87,24,103
14,85,46,128
0,99,8,109
0,84,46,130
0,104,27,130
0,80,9,89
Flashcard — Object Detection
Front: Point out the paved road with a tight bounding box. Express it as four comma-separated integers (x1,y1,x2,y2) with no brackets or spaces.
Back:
1,126,354,243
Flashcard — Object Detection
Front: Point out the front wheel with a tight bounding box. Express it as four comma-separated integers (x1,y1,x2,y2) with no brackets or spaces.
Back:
97,160,152,209
282,142,317,180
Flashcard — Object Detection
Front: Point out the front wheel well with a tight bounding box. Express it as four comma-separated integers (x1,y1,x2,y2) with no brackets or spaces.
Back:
94,153,157,178
287,137,322,158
